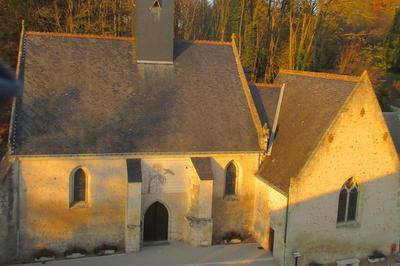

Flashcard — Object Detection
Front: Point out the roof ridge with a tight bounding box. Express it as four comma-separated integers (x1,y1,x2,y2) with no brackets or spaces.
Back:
279,69,360,82
231,34,264,150
178,39,231,46
254,83,282,89
25,31,135,41
9,20,26,155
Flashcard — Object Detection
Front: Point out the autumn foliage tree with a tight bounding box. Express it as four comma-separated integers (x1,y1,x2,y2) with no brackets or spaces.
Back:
1,0,399,80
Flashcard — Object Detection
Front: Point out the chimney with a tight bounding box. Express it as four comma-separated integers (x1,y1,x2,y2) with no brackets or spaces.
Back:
136,0,174,64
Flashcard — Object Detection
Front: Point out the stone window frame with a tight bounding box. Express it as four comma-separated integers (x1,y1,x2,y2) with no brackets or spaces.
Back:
223,160,240,201
336,177,359,227
69,166,90,208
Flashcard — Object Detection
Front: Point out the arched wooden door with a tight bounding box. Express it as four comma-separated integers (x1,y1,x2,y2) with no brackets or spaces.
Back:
143,202,168,242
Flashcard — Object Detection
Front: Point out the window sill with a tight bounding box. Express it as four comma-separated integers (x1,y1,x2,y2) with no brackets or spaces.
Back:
69,201,88,209
223,195,239,201
336,221,360,228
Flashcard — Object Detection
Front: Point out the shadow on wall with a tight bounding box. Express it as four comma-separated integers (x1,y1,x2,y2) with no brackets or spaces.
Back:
173,40,191,61
254,171,400,265
0,168,17,265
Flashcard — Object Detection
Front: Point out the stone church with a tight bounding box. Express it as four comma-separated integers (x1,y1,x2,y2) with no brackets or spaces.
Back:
0,0,399,265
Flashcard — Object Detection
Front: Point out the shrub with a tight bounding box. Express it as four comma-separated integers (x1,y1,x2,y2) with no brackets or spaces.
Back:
94,244,118,255
34,248,55,259
369,250,385,259
222,231,242,242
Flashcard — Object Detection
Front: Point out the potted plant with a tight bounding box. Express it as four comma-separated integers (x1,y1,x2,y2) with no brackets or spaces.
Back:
94,244,118,256
222,231,242,244
368,250,386,263
34,248,56,262
65,246,87,259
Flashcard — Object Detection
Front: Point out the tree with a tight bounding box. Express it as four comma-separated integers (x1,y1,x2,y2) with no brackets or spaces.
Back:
384,8,400,73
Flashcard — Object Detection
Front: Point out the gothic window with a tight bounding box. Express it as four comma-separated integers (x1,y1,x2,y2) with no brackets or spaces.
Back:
71,168,87,205
337,178,358,223
225,161,238,196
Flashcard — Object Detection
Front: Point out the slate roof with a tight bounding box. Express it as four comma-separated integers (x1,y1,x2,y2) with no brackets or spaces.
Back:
383,112,400,153
250,84,281,129
13,32,260,155
191,157,213,180
257,71,359,194
126,159,142,183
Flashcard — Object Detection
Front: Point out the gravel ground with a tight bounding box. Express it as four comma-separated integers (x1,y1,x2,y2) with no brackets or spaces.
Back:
12,242,277,266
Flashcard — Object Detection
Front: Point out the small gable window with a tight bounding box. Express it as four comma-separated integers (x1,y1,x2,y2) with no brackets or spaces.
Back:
337,178,358,224
225,161,238,196
70,167,87,207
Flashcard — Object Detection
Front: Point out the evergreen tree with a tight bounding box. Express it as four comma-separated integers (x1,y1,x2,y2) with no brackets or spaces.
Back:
384,8,400,73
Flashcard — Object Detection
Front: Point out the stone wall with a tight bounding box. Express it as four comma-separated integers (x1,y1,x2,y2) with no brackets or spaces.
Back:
285,76,400,265
252,177,287,265
15,154,261,261
125,182,141,252
211,155,259,243
185,162,213,247
0,166,17,265
140,158,192,242
18,158,127,259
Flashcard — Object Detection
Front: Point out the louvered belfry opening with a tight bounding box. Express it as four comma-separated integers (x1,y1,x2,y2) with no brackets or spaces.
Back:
136,0,174,63
152,0,161,9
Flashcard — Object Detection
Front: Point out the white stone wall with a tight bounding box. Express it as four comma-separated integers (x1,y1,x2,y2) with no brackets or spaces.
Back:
16,154,261,260
184,161,213,247
140,158,192,242
125,182,141,252
285,76,400,265
18,158,127,258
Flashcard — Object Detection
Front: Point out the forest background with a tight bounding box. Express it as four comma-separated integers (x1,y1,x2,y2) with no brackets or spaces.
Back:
0,0,399,152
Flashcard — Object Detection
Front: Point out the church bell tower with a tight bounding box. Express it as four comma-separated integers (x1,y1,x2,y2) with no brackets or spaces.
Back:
136,0,175,64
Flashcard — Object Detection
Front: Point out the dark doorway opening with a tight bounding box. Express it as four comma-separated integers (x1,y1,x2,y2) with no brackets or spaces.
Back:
268,227,275,254
144,202,169,242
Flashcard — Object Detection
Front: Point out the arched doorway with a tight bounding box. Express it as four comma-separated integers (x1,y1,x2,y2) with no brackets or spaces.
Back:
143,202,168,242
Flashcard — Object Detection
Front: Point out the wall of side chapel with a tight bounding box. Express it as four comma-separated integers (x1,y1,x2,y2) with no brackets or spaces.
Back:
18,158,128,258
211,155,260,243
252,177,287,265
285,78,400,265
